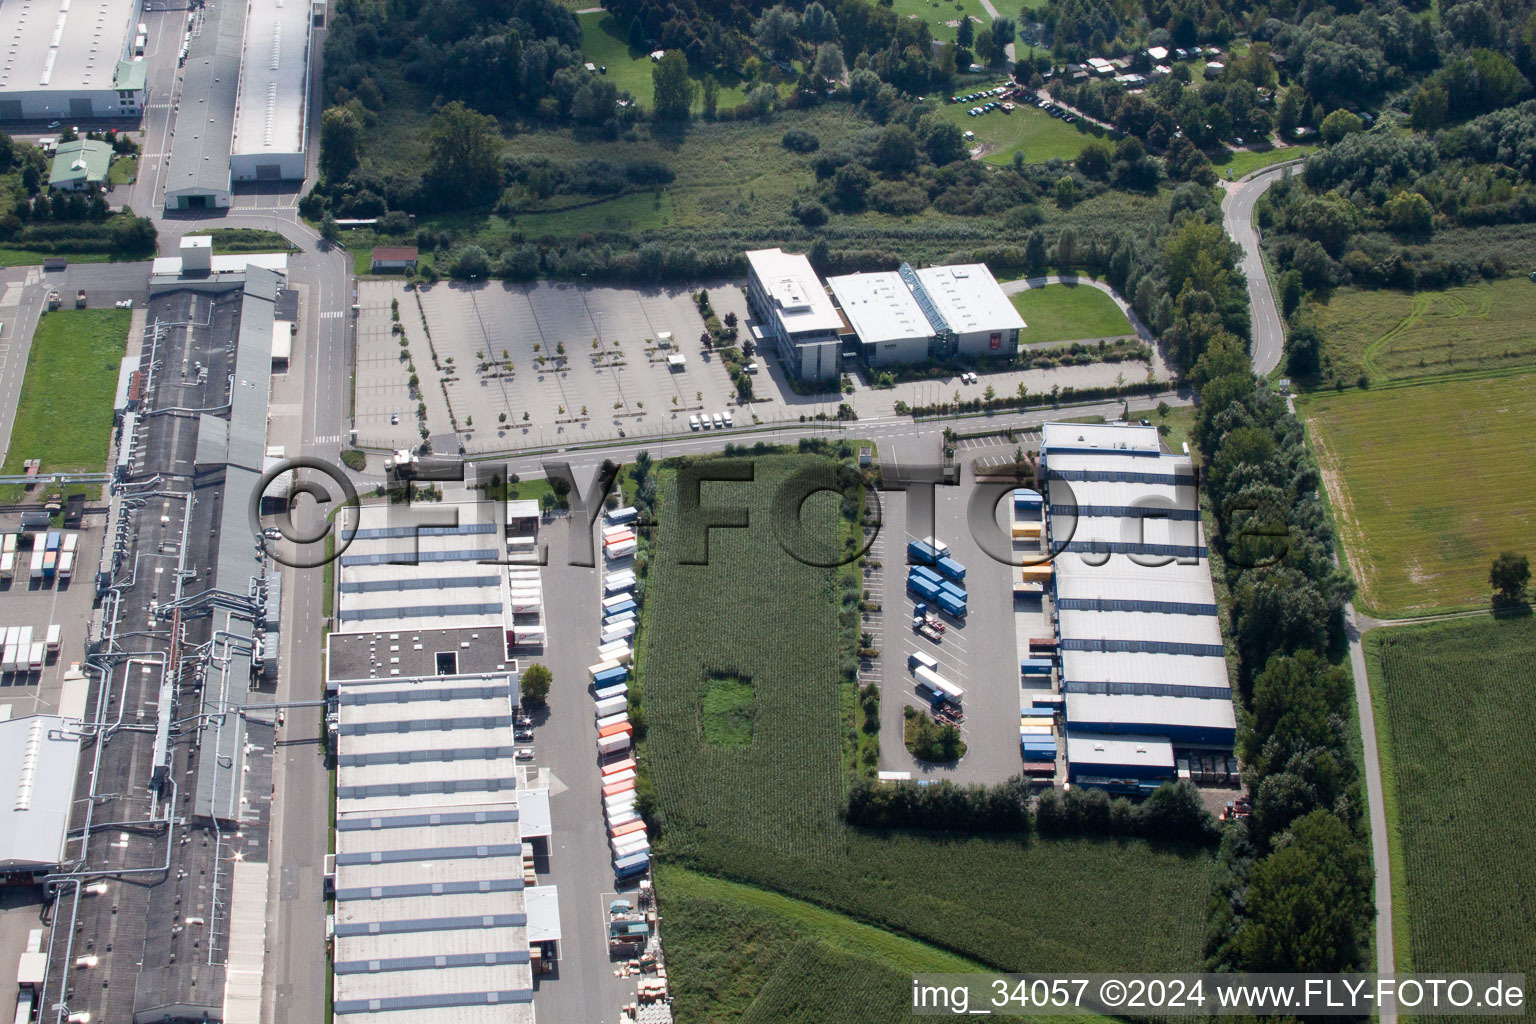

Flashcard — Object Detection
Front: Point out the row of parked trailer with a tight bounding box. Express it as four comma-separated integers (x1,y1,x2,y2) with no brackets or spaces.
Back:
0,624,62,674
906,537,968,619
599,506,649,881
1,530,79,582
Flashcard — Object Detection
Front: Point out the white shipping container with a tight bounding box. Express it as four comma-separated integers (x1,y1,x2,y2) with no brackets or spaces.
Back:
588,659,622,679
30,549,44,578
58,552,73,578
46,625,61,652
27,643,43,670
602,767,636,785
612,835,651,857
596,712,629,731
594,695,628,718
597,733,631,754
507,570,541,584
603,575,635,594
604,798,637,817
63,533,78,553
17,627,32,651
4,627,19,648
601,756,637,775
607,810,641,828
600,624,636,645
605,539,637,559
914,665,965,703
596,642,631,664
593,683,628,701
0,551,14,578
600,593,634,611
602,610,636,626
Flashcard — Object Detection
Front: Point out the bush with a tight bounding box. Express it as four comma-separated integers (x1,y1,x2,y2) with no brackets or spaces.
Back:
781,127,821,153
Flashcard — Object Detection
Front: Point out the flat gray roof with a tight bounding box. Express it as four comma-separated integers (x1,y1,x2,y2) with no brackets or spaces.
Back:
328,627,512,682
166,0,243,197
826,271,933,345
0,0,137,95
231,0,309,158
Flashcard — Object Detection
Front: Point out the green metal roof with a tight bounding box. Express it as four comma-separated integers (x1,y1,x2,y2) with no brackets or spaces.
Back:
48,140,113,188
114,59,147,91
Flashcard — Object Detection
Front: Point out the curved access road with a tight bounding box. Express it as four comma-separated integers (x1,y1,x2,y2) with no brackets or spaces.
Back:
1220,161,1303,376
1225,157,1398,1018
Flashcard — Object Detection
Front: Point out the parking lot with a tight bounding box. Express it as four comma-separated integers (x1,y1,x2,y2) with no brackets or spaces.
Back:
354,278,1171,454
876,460,1026,783
0,515,105,717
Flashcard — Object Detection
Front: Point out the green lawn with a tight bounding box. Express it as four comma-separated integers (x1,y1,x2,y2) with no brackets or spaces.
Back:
204,227,295,253
0,249,114,268
1009,282,1132,345
1311,278,1536,388
927,92,1095,164
107,155,138,185
1209,144,1314,180
1302,371,1536,615
987,0,1048,18
889,0,989,42
0,309,130,498
1364,615,1536,979
637,453,1217,1018
578,13,751,112
1128,401,1196,458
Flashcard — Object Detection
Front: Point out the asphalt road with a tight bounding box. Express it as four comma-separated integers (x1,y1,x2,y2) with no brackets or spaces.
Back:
1220,161,1303,377
1227,161,1398,1018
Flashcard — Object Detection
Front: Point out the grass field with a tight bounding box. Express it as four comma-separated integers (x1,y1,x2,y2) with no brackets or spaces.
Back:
0,309,129,500
1311,278,1536,387
889,0,989,42
637,454,1217,1017
1010,283,1132,345
1302,371,1536,615
927,94,1093,164
579,13,752,112
1209,144,1315,180
1365,614,1536,980
107,155,138,185
1127,401,1196,458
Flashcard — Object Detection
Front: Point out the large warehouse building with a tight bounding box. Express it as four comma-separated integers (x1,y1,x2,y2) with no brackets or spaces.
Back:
229,0,312,180
825,262,1026,368
0,0,146,120
1038,421,1235,791
744,247,844,382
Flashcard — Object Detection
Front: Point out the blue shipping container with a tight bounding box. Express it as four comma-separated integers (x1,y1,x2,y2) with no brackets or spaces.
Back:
938,580,967,602
594,667,629,688
907,576,942,601
906,540,939,565
1020,659,1053,675
936,592,967,618
605,600,637,617
1013,489,1042,509
909,565,944,587
1020,707,1055,717
935,556,967,582
614,852,650,878
606,506,639,524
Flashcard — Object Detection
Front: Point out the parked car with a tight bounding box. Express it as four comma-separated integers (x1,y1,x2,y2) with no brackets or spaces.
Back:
515,729,533,741
712,412,724,429
689,414,700,430
390,412,399,424
515,748,535,761
699,413,711,429
722,410,733,427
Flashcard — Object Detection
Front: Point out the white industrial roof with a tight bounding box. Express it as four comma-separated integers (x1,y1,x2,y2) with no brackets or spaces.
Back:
231,0,310,158
1057,608,1225,647
1042,421,1162,453
1065,692,1237,730
1060,650,1230,689
913,263,1024,335
0,0,136,95
0,716,82,871
151,253,291,276
826,271,933,344
745,248,842,335
330,654,547,1024
524,885,561,943
517,788,551,839
1065,732,1174,768
1054,571,1217,605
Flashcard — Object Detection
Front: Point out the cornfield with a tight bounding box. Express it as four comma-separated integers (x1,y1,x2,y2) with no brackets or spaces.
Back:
638,454,1217,1017
1374,615,1536,989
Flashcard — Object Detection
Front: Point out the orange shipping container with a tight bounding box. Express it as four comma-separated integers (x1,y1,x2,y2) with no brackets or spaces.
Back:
602,778,636,799
597,721,634,740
